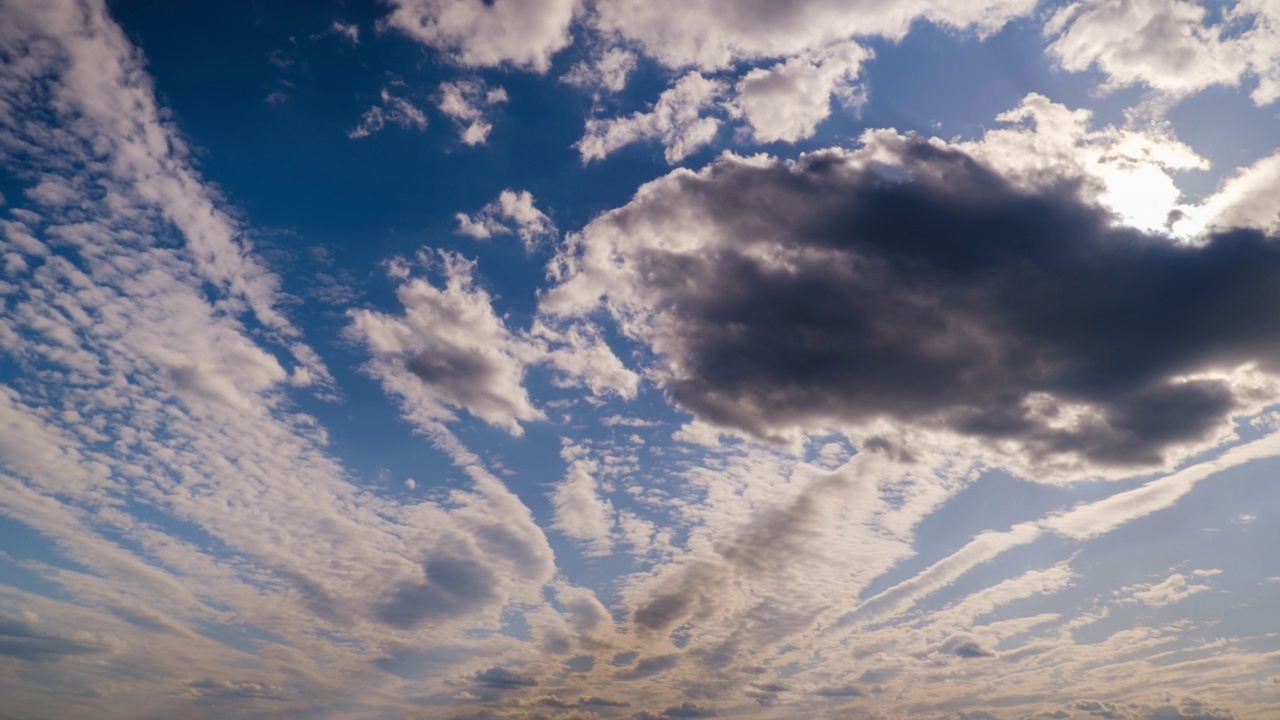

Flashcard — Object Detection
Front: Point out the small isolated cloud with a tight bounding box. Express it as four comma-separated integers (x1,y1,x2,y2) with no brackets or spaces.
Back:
562,48,637,94
1117,573,1212,608
436,78,508,145
347,251,544,435
456,189,555,248
329,20,359,44
577,72,725,164
348,87,428,139
381,0,577,72
731,41,871,143
404,478,417,490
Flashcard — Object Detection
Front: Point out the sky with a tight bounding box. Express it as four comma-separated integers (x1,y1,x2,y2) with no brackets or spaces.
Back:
1,0,1280,718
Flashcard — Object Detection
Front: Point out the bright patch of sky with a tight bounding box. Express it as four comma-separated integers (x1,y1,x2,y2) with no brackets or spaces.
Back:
2,1,1280,719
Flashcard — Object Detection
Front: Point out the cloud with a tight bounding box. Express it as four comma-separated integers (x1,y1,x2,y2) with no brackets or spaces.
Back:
1046,0,1280,106
436,79,509,145
475,665,539,688
562,48,638,94
348,86,429,139
0,613,114,662
545,126,1280,478
381,0,577,73
576,72,725,164
348,251,544,435
456,189,556,248
1116,573,1212,608
550,445,617,556
731,41,871,144
590,0,1036,71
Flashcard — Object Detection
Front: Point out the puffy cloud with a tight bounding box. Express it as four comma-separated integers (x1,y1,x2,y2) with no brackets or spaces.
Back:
436,79,509,145
456,189,556,248
731,41,871,144
576,72,726,164
348,251,544,435
562,48,638,94
591,0,1037,71
381,0,577,72
550,444,617,556
545,126,1280,478
1046,0,1280,105
348,86,429,139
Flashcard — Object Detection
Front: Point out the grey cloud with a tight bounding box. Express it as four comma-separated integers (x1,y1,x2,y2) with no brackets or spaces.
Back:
553,139,1280,474
814,683,865,697
580,695,631,707
1072,699,1128,719
617,653,680,679
373,552,500,629
660,702,717,718
0,617,107,662
952,640,996,659
185,679,289,701
475,666,539,689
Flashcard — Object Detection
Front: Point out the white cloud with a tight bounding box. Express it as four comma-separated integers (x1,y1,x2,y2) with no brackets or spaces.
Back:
347,251,545,436
329,20,359,43
591,0,1037,71
1117,572,1212,607
455,189,555,248
348,87,428,139
551,445,617,556
1046,0,1280,105
731,41,871,144
436,78,508,145
381,0,577,73
576,72,725,164
562,48,638,94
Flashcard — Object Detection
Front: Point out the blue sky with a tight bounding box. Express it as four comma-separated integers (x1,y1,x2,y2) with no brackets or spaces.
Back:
2,1,1280,719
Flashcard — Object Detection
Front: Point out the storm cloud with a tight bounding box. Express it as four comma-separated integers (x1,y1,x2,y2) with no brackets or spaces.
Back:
546,138,1280,476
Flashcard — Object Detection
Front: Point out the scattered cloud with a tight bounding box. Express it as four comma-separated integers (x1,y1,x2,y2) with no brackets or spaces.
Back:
348,86,429,139
456,189,555,248
436,78,509,145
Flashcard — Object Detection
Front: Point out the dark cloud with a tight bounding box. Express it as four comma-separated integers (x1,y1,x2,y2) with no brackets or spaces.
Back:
558,140,1280,473
475,666,539,689
617,653,680,679
186,679,288,701
659,702,718,718
0,615,107,662
1072,699,1128,719
1146,700,1235,720
373,552,500,629
580,696,631,707
952,640,996,659
814,683,865,698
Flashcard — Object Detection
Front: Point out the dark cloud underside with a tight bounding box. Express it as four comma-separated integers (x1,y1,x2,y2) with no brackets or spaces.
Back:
564,140,1280,471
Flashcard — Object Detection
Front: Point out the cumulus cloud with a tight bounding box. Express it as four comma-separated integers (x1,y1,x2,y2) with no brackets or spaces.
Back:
1046,0,1280,105
381,0,577,72
576,72,725,164
436,79,509,145
591,0,1037,71
545,126,1280,478
348,86,429,139
731,41,871,144
456,189,556,248
348,251,544,435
